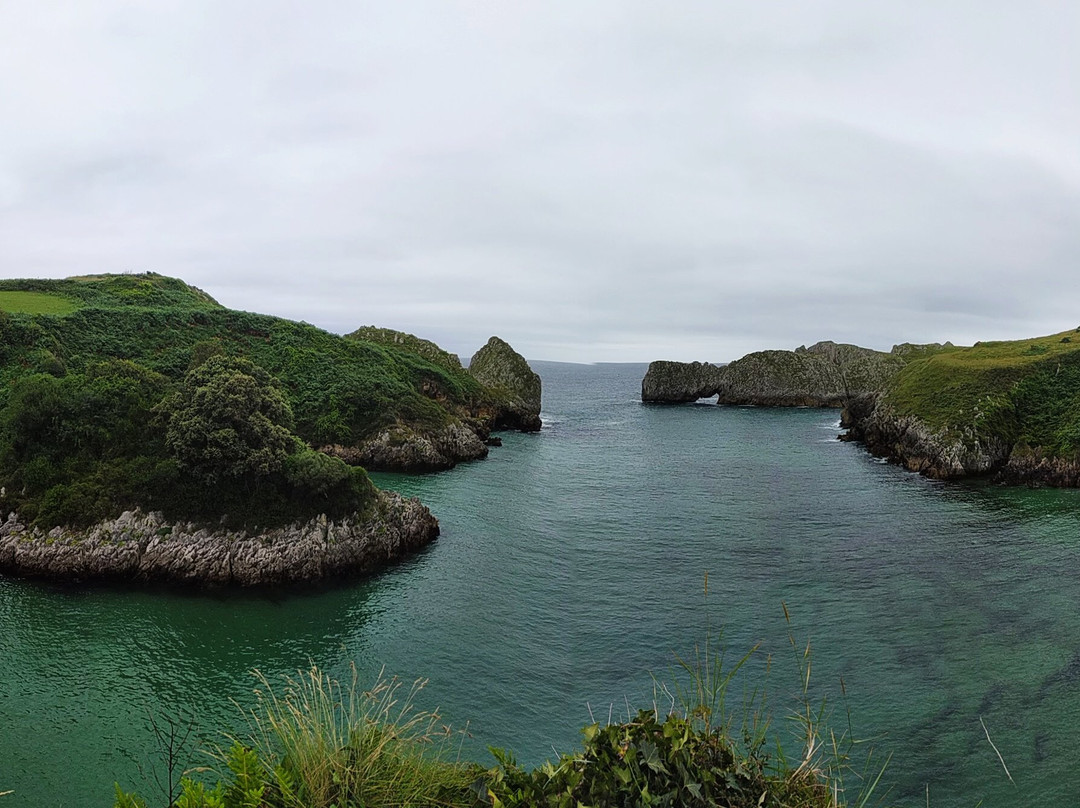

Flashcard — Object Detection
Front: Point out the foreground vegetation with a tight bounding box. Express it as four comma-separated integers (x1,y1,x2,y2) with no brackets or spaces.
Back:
884,327,1080,458
114,620,888,808
0,273,496,530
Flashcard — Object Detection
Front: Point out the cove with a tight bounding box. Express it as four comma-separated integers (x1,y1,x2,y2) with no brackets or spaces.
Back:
2,361,1080,807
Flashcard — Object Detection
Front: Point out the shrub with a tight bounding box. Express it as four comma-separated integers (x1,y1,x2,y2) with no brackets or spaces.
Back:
162,356,298,484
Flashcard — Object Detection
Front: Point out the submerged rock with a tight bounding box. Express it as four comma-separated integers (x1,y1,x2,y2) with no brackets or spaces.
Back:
0,490,438,588
468,336,542,432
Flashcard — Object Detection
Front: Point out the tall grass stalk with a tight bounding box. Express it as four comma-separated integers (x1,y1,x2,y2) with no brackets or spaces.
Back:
779,601,891,808
227,664,477,808
650,588,891,808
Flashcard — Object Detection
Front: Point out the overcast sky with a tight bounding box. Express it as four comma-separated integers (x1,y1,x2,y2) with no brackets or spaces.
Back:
2,2,1078,362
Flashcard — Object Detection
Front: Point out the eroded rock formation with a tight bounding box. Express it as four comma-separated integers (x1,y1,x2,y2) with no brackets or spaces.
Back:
468,336,542,432
0,490,438,588
642,342,903,407
641,361,726,403
323,422,489,473
842,394,1080,486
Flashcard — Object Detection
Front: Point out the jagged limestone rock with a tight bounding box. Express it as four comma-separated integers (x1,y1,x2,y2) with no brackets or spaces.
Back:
640,342,903,407
717,342,904,406
468,337,542,432
840,394,1011,479
349,326,464,372
0,490,438,588
890,341,957,360
641,361,726,403
323,422,489,472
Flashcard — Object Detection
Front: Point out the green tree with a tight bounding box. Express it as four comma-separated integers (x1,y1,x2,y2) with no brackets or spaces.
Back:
163,356,298,483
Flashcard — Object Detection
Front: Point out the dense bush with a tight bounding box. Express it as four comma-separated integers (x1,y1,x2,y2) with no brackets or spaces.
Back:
0,273,499,529
487,709,819,808
162,357,298,484
0,354,375,530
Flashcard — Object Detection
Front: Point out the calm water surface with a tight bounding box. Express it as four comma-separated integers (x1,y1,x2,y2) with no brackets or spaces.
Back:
2,361,1080,806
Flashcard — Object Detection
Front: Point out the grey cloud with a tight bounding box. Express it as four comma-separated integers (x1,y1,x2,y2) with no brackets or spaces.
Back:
1,1,1078,361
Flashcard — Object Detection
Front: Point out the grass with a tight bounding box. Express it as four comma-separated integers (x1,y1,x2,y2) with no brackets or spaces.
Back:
884,327,1080,455
240,665,478,808
115,605,889,807
0,290,79,315
114,666,482,808
0,272,502,530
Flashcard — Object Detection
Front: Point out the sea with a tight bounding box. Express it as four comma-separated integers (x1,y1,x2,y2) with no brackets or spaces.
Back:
2,360,1079,807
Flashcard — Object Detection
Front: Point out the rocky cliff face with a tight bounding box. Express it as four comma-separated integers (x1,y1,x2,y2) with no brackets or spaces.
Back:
0,490,438,588
468,336,542,432
840,394,1011,478
323,422,488,472
842,394,1080,486
718,342,904,406
641,342,903,407
641,361,726,402
327,333,540,471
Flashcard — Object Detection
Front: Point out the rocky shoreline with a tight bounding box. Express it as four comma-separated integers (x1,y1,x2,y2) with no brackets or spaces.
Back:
330,334,543,472
323,422,490,472
841,393,1080,487
0,490,438,588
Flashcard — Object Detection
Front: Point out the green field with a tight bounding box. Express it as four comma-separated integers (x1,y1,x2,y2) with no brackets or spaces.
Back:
0,290,79,315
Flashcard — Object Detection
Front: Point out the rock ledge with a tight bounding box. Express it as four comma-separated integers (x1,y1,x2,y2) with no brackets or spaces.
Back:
0,490,438,588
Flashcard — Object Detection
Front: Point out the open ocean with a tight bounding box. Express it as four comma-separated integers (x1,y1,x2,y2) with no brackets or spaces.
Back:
3,360,1080,806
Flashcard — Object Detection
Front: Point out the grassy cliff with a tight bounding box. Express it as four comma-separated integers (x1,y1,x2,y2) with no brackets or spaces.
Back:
0,273,498,530
845,327,1080,483
884,328,1080,456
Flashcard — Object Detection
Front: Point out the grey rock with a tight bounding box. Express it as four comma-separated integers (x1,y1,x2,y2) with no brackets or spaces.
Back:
841,394,1011,478
641,341,903,407
641,361,726,403
349,326,464,373
323,421,488,472
842,394,1080,486
0,490,438,588
469,337,542,432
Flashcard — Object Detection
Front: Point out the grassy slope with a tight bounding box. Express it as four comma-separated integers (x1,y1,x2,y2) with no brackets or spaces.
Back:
884,327,1080,456
0,273,489,528
0,273,487,443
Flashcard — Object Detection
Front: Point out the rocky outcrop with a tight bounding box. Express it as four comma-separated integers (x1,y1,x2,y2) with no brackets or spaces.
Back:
840,394,1011,478
349,326,464,373
641,342,903,407
0,490,438,588
322,422,488,473
641,361,726,403
890,341,956,360
997,449,1080,487
468,337,542,432
842,394,1080,486
717,342,904,406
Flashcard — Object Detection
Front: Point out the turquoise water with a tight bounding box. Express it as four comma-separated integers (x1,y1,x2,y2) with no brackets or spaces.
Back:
3,360,1080,806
